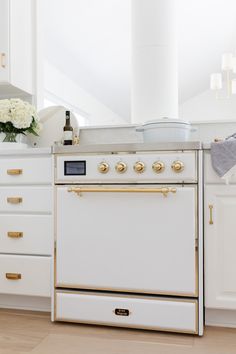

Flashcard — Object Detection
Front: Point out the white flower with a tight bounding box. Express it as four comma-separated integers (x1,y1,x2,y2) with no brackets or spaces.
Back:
0,98,41,135
0,99,11,123
10,99,34,129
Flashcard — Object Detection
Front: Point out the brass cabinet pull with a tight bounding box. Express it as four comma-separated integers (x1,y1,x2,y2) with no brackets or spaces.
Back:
68,187,177,197
7,232,23,238
209,204,214,225
6,273,21,280
7,197,23,204
7,169,22,175
1,53,6,68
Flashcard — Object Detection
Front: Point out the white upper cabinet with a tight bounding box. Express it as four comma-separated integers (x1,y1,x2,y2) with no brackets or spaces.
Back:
0,0,9,82
205,185,236,309
0,0,33,95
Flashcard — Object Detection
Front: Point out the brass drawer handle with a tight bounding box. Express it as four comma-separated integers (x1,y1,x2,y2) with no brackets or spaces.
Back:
7,169,23,175
6,273,21,280
209,204,213,225
7,232,23,238
7,197,23,204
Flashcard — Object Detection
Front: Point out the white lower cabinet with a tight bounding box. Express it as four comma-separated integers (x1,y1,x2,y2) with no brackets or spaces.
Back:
0,255,51,297
0,215,52,255
205,185,236,309
56,291,198,334
0,187,52,213
0,150,53,311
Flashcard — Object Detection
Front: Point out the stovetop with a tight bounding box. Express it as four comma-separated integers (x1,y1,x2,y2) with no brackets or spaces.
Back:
53,141,202,155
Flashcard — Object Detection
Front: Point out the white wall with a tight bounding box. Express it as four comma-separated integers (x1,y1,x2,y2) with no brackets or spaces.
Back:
180,89,236,122
44,61,127,126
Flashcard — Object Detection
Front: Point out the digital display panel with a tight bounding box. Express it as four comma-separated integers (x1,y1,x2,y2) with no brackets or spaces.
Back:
64,161,86,176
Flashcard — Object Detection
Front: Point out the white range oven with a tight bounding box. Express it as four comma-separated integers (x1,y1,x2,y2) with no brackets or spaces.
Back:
54,147,203,335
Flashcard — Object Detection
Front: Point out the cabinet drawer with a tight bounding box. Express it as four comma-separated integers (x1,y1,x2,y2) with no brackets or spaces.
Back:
0,255,51,297
0,215,53,255
0,187,52,213
56,291,198,334
0,157,52,185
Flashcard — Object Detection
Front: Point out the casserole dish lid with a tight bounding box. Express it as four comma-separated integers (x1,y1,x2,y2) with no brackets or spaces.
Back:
143,117,191,127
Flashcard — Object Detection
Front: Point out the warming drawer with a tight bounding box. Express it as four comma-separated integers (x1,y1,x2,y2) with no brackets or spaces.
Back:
55,291,198,334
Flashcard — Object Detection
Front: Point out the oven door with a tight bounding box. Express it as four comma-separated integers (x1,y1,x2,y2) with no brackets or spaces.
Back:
56,185,197,297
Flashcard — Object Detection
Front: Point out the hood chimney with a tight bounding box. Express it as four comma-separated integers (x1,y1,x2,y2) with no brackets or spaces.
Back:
131,0,178,124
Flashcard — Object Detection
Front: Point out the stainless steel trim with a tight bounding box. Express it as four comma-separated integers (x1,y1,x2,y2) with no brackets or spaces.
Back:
53,142,202,154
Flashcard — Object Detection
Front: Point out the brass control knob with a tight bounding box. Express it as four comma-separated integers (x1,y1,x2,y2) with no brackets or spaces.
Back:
171,160,184,173
98,162,109,174
133,161,145,173
115,162,127,173
152,161,165,174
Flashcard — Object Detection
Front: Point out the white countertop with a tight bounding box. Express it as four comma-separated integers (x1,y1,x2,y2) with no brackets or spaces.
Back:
0,147,52,156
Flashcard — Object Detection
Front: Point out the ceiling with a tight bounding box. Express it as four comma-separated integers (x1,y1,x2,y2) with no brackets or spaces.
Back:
42,0,236,121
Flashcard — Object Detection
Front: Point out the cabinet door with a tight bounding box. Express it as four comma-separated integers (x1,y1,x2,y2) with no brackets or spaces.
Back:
9,0,33,93
205,185,236,309
0,0,9,81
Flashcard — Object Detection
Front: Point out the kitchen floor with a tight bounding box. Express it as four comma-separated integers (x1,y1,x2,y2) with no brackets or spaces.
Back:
0,310,236,354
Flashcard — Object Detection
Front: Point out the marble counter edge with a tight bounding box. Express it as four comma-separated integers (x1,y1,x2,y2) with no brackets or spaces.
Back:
0,147,52,155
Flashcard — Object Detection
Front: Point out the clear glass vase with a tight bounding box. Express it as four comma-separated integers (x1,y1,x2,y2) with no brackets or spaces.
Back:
3,132,18,143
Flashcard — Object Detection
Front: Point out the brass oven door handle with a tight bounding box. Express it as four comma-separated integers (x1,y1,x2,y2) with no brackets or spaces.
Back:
68,187,177,197
7,232,23,238
1,53,6,68
209,204,213,225
6,273,21,280
7,169,23,175
7,197,23,204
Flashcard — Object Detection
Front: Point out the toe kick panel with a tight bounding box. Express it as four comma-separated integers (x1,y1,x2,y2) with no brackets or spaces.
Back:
55,291,198,334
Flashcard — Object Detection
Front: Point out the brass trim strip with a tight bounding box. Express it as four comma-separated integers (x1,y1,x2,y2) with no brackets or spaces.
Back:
7,197,23,204
7,169,22,175
68,186,177,197
1,53,6,68
56,289,198,303
55,283,198,298
209,204,213,225
6,273,21,280
7,232,23,238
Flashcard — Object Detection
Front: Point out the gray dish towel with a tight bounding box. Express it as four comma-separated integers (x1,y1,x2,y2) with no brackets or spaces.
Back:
211,139,236,177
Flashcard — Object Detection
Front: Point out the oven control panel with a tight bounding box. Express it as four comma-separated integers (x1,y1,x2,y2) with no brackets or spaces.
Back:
55,152,197,183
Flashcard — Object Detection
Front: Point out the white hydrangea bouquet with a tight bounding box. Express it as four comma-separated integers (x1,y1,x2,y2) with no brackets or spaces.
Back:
0,98,41,142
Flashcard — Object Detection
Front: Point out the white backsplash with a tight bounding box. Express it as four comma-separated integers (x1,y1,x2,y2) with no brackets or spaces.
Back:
191,121,236,143
79,125,143,145
79,121,236,146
